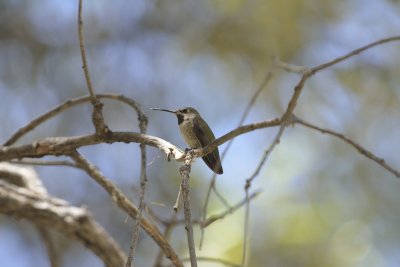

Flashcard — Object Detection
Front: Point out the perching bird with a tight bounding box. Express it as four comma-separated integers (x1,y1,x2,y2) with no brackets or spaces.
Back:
151,107,223,174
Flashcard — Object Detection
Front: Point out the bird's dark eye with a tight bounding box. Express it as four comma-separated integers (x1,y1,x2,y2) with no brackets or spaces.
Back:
182,109,188,113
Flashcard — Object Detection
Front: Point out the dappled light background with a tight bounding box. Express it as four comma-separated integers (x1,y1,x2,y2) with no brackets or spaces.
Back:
1,0,400,266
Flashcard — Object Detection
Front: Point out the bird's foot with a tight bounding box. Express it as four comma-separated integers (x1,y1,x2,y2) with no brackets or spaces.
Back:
184,148,194,153
184,148,196,162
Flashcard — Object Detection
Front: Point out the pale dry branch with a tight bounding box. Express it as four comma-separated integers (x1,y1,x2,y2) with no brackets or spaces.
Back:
200,64,275,248
0,132,184,162
173,184,182,212
153,213,178,267
126,101,149,266
3,94,145,146
0,182,126,267
282,36,400,122
37,226,59,267
0,164,126,267
78,0,94,98
1,118,282,163
77,0,110,135
179,163,197,267
195,118,282,158
237,36,400,266
242,190,251,267
161,190,261,228
69,150,183,267
275,58,310,74
202,190,261,228
294,116,400,178
241,125,286,267
311,36,400,73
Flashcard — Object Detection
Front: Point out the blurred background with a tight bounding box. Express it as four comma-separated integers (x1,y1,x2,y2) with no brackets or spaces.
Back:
1,0,400,266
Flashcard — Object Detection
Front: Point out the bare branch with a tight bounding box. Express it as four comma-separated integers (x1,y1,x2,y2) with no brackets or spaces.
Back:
275,58,310,74
0,182,126,267
202,190,261,228
176,151,198,267
78,0,94,98
311,36,400,73
69,150,183,267
37,226,59,267
195,118,281,158
240,126,285,267
0,132,184,162
126,103,149,266
3,94,145,147
242,190,251,267
0,164,126,267
200,64,275,248
162,190,261,228
294,116,400,178
282,36,400,124
1,118,281,163
179,163,197,267
153,213,178,267
173,184,182,212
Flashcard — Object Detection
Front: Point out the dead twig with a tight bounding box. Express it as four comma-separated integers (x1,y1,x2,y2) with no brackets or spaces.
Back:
3,94,144,146
294,116,400,178
179,163,197,267
69,150,183,267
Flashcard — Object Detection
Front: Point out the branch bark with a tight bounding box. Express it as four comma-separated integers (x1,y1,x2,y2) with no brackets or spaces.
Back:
0,163,126,267
69,151,183,267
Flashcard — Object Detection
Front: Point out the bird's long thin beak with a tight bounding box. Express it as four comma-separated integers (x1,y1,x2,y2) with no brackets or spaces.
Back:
150,108,176,114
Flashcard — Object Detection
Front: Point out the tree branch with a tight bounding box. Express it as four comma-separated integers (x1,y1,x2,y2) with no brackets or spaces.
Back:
179,163,197,267
294,116,400,178
69,150,183,267
3,94,145,147
0,163,126,267
200,63,276,248
0,132,184,162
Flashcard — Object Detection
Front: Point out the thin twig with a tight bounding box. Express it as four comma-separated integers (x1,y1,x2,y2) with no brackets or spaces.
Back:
162,190,261,228
241,125,286,267
200,64,275,248
37,227,59,267
294,116,400,178
311,36,400,74
173,184,182,212
78,0,111,134
275,58,310,74
78,0,94,98
3,94,144,146
202,190,261,228
239,36,400,266
246,125,286,188
152,192,260,266
126,113,148,266
282,36,400,125
69,150,183,267
152,213,178,267
0,181,126,267
242,190,251,267
179,163,197,267
195,118,281,158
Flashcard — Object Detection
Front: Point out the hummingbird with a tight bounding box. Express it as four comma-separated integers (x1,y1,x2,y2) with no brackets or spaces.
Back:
151,107,223,174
